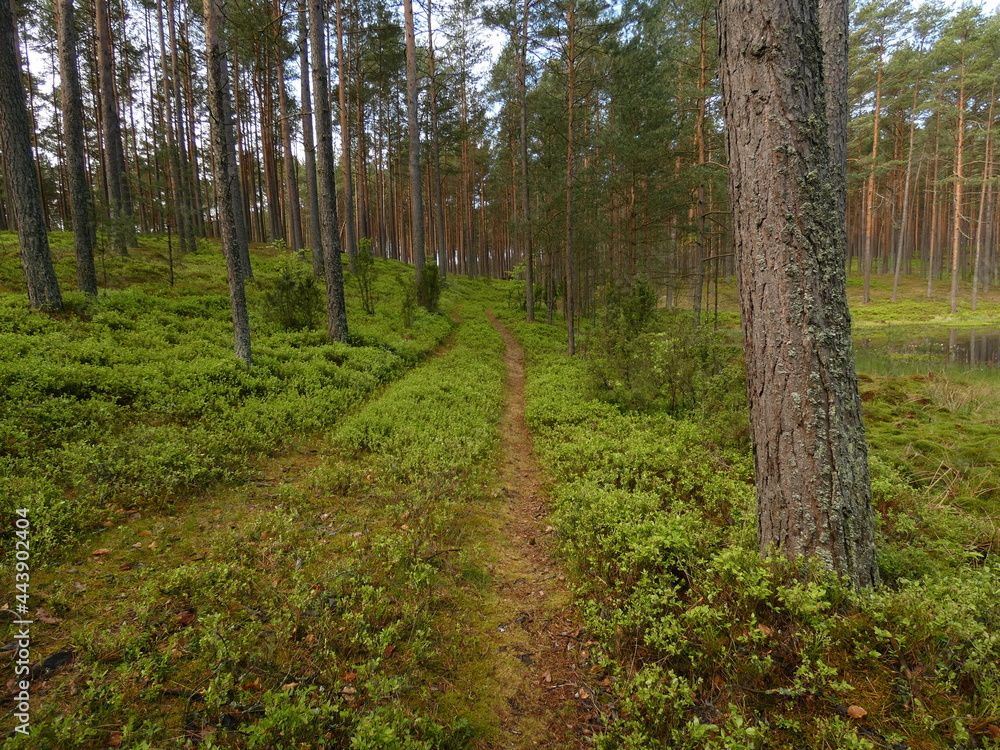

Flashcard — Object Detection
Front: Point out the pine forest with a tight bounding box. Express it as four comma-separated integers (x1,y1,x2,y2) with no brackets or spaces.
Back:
1,0,999,748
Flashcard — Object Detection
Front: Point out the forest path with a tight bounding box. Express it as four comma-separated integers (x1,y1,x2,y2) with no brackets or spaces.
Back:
461,314,600,748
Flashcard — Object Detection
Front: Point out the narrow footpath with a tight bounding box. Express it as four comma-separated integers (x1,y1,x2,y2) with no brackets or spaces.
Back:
464,316,603,748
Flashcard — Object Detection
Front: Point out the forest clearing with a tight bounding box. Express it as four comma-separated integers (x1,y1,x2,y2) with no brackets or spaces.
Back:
2,0,1000,746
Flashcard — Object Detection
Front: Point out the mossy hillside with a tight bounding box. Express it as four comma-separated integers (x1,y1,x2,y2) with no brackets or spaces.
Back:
0,240,452,559
0,291,511,747
497,305,1000,750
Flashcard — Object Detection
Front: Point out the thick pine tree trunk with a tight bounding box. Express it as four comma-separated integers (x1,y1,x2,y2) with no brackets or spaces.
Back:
56,0,97,296
204,0,251,365
719,0,878,589
0,0,62,310
309,0,348,342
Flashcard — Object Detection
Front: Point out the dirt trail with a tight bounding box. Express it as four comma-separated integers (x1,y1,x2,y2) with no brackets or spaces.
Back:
471,315,601,748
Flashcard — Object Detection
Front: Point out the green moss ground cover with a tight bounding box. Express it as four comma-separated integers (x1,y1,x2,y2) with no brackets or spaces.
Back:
497,301,1000,749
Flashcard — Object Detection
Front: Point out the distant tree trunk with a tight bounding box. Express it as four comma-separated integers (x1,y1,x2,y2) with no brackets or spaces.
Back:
309,0,348,341
204,0,251,365
222,58,251,278
927,113,942,297
518,0,533,320
893,78,921,303
167,0,196,255
861,57,883,304
719,0,878,589
56,0,97,296
690,8,709,325
949,50,967,315
96,0,134,254
403,0,426,304
275,29,303,255
157,1,189,257
334,0,358,271
0,0,62,310
426,0,447,280
972,92,994,312
564,0,577,355
299,1,323,275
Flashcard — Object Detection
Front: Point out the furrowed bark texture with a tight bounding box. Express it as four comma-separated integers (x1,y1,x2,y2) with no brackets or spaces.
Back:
204,0,251,365
718,0,879,588
0,0,62,309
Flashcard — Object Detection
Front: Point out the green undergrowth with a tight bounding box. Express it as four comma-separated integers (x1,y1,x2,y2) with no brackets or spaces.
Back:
497,308,1000,750
0,239,453,559
1,294,507,748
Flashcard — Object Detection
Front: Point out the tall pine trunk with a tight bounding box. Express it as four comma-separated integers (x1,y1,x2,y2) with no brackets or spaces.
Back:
56,0,97,296
564,1,577,355
403,0,426,304
96,0,134,254
274,0,303,255
204,0,251,365
298,2,323,275
518,0,533,321
719,0,878,588
334,0,358,271
0,0,62,310
309,0,348,341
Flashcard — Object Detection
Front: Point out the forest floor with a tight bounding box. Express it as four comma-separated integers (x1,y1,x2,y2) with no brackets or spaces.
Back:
1,303,602,748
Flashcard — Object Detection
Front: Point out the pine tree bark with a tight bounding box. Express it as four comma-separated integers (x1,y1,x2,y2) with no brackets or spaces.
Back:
403,0,427,304
0,0,62,310
718,0,878,589
205,0,251,365
309,0,349,341
56,0,97,296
